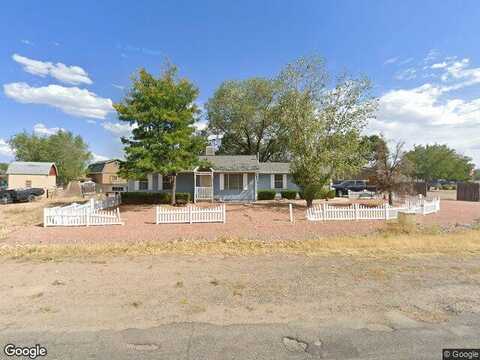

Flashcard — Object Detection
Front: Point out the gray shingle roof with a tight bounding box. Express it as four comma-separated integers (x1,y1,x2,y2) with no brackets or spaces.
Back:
6,162,56,175
259,162,291,174
199,155,259,172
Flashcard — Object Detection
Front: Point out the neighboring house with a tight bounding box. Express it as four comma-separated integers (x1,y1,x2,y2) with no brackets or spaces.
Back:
6,162,57,192
127,147,299,202
86,159,127,193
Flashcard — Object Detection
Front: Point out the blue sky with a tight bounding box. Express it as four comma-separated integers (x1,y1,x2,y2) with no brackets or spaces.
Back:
1,0,480,165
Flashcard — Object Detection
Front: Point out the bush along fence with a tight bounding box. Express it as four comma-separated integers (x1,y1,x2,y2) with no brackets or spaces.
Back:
156,204,226,224
306,197,440,222
43,194,123,227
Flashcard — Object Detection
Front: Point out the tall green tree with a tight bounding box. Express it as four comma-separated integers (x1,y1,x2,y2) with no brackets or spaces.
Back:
276,56,378,206
9,131,91,185
114,66,205,205
405,144,474,182
206,78,288,161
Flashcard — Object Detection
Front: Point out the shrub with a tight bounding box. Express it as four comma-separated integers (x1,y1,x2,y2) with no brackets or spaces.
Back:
257,190,276,200
122,191,190,204
322,189,335,199
281,190,297,200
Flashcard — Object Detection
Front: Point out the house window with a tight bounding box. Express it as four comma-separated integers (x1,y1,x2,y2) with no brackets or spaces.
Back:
225,173,243,190
110,175,118,182
274,174,283,189
163,175,173,190
112,186,124,192
138,179,148,191
25,180,32,188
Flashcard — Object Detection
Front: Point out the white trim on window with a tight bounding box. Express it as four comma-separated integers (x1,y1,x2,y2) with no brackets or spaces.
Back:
270,174,275,189
282,174,287,189
243,173,248,191
219,173,224,190
134,181,139,191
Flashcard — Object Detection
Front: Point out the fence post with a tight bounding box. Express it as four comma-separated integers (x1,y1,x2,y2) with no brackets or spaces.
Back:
117,208,123,225
189,205,192,224
86,207,90,227
222,203,226,223
289,203,294,223
354,203,358,220
384,204,388,220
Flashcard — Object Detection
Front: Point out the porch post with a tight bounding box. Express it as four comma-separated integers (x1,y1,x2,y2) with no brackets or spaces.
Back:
194,170,197,203
211,171,214,203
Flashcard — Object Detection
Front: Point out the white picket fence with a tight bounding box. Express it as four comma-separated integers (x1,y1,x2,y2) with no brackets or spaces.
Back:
156,204,226,224
43,196,123,227
306,197,440,222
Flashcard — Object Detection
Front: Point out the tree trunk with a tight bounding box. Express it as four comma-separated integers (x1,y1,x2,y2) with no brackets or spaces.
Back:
306,198,313,208
388,191,393,206
171,174,177,205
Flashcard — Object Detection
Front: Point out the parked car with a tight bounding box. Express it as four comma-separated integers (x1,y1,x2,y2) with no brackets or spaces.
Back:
0,188,45,204
332,180,376,197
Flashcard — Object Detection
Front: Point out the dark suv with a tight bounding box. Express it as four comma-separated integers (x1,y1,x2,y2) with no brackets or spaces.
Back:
332,180,375,197
0,188,45,204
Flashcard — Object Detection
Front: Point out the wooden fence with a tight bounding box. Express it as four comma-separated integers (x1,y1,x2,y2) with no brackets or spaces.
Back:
457,182,480,202
156,204,226,224
43,196,123,227
306,197,440,222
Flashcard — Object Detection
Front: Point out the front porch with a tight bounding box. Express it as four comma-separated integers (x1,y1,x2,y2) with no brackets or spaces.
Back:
194,169,214,202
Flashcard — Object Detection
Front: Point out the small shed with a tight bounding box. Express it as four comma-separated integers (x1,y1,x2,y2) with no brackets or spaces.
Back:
6,161,57,191
457,182,480,202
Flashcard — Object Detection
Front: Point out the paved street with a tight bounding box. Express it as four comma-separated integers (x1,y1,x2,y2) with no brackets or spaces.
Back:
2,314,479,359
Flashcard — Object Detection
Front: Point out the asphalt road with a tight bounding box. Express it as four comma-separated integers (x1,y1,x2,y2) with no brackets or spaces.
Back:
1,314,479,360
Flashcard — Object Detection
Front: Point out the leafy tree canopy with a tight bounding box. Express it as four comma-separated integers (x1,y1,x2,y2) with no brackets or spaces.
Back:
276,56,378,206
206,78,288,161
405,144,474,182
114,65,206,204
8,131,91,185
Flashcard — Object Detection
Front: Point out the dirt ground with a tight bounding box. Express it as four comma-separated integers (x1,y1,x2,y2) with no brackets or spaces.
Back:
1,254,480,333
2,197,479,245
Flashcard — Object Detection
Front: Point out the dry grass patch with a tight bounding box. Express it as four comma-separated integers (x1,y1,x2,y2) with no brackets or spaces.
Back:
0,196,87,239
1,228,480,261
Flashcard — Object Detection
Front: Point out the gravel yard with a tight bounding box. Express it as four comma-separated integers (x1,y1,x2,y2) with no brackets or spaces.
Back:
3,198,479,245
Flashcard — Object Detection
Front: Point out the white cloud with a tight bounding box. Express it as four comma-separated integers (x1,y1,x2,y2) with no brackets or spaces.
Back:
3,82,113,119
33,123,64,136
91,153,109,162
21,39,33,45
370,82,480,165
384,57,398,65
395,67,417,80
102,121,135,137
112,84,125,90
431,62,447,69
0,139,13,158
12,54,92,85
424,49,439,63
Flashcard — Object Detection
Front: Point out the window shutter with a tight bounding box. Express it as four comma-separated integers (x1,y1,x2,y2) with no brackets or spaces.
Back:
270,174,275,189
243,173,248,191
282,174,287,189
147,174,153,191
219,173,224,190
158,175,163,190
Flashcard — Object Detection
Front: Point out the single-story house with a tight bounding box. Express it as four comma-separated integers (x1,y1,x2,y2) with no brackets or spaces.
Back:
86,159,128,193
6,161,57,192
127,147,299,202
